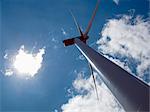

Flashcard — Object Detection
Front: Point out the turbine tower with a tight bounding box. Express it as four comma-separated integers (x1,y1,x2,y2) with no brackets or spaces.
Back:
74,38,149,112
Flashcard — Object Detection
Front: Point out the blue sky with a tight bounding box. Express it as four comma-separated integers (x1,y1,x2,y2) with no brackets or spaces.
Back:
0,0,149,111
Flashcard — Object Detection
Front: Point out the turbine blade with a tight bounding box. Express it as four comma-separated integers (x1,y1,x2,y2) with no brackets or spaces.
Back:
69,10,83,36
84,0,100,36
88,63,99,101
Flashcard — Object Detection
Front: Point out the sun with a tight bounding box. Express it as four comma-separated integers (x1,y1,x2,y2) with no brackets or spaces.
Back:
13,45,45,77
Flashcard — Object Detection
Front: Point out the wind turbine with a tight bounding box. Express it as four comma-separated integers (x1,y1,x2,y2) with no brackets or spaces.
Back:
64,0,100,101
63,0,149,111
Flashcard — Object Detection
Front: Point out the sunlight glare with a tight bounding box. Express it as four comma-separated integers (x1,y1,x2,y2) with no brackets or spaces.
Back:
13,45,45,77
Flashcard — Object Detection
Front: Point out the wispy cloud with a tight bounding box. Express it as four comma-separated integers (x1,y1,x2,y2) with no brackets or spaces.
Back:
61,28,67,36
4,69,13,76
3,53,8,59
61,72,124,112
97,14,150,82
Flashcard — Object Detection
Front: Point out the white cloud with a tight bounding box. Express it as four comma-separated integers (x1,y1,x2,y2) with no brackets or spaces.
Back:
61,72,124,112
97,14,150,80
